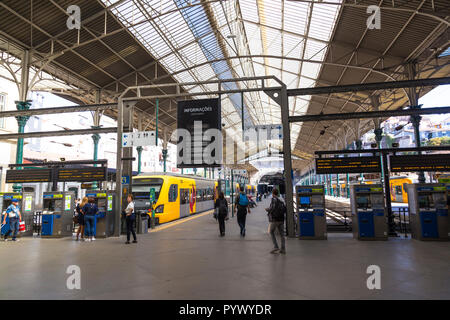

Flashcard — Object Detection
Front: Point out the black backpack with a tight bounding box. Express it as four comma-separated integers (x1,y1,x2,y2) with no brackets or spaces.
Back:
218,199,228,215
271,198,286,221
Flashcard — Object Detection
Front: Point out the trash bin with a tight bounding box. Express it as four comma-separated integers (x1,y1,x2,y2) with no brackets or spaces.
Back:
136,211,148,234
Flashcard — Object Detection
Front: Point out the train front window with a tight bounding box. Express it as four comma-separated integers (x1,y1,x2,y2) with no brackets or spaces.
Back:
133,178,163,202
394,186,402,195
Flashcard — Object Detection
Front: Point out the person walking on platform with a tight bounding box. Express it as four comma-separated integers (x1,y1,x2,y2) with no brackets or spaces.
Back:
82,197,98,242
266,189,286,254
214,191,229,236
125,194,137,244
75,197,88,241
234,186,250,237
2,199,22,242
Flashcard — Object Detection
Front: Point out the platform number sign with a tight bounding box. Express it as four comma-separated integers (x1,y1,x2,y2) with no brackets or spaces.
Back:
122,176,130,185
122,131,156,147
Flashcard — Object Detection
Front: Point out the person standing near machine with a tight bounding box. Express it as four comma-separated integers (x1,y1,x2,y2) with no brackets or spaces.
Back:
125,194,137,244
265,189,286,254
75,197,88,241
82,197,98,242
234,186,250,237
214,191,228,237
2,199,22,242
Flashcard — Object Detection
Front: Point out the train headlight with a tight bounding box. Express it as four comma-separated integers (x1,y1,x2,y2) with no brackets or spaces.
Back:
155,205,164,213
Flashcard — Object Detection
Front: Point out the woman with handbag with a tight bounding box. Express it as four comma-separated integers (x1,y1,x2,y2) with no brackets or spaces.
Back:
75,197,88,241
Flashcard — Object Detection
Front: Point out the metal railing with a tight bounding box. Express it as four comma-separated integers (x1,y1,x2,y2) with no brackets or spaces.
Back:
392,207,410,238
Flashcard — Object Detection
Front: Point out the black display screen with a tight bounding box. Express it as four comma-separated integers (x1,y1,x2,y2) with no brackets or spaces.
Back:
6,169,52,183
356,194,371,209
57,167,107,182
315,156,381,174
390,154,450,172
177,98,222,168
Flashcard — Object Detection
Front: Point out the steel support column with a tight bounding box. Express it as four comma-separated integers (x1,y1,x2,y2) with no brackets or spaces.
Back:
114,100,135,236
13,102,31,193
280,85,295,237
114,99,124,237
91,129,101,190
137,146,143,174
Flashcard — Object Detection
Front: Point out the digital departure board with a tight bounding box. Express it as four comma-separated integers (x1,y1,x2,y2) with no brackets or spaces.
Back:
57,167,107,182
6,169,52,183
315,156,381,174
389,154,450,172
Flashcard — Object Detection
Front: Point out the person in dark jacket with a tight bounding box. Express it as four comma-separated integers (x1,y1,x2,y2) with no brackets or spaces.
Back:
265,189,286,254
214,191,228,236
82,197,98,242
234,186,250,237
75,197,88,241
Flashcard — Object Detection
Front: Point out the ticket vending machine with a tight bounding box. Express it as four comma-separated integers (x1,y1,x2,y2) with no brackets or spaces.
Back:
41,191,75,238
404,183,449,241
296,185,327,239
350,184,388,240
85,190,115,238
0,192,35,237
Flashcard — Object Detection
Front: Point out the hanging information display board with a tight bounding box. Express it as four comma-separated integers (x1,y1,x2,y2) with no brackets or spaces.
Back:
6,169,52,183
177,98,222,168
315,156,381,174
57,167,107,182
389,154,450,172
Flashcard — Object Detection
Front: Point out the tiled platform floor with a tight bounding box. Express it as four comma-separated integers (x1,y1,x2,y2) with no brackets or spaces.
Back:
1,197,449,300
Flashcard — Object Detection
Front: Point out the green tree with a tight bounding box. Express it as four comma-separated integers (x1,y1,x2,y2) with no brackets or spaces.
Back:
425,136,450,146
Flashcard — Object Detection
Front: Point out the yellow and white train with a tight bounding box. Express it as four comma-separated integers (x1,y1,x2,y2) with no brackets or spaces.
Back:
132,173,216,224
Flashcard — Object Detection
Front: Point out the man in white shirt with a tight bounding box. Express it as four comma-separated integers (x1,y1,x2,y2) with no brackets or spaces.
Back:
2,199,22,242
125,194,137,244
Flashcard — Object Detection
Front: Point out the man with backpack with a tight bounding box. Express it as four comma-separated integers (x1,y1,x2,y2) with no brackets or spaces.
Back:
266,189,286,254
2,199,22,242
234,186,250,237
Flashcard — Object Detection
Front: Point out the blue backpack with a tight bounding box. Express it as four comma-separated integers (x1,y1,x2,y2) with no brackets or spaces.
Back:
238,193,249,206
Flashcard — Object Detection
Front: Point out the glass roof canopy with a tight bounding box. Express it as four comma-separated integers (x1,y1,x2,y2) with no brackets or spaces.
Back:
102,0,341,153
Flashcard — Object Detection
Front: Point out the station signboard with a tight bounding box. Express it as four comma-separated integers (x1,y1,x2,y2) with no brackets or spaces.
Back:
389,154,450,172
177,98,222,168
57,167,107,182
122,131,156,147
6,169,52,183
315,156,381,174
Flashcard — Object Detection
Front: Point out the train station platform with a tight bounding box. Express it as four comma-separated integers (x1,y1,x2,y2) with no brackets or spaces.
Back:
1,197,449,300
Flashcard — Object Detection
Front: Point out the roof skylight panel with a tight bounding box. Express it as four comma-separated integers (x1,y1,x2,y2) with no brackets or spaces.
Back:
283,33,305,58
301,62,321,80
265,28,282,55
239,0,259,22
303,39,328,60
283,59,300,75
135,24,172,57
159,52,182,73
260,0,282,30
176,71,197,84
308,2,340,41
179,41,208,65
190,63,216,81
299,77,316,88
210,1,229,26
283,1,309,34
282,72,298,88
